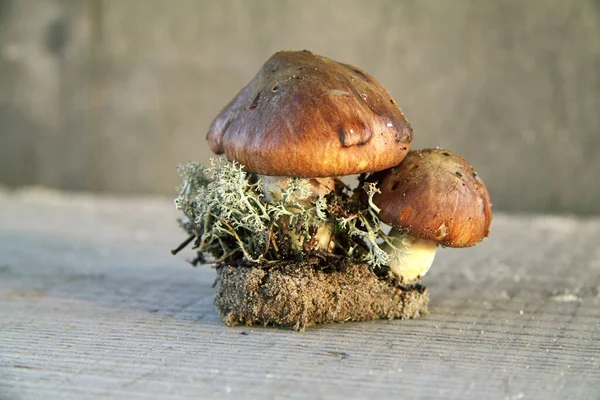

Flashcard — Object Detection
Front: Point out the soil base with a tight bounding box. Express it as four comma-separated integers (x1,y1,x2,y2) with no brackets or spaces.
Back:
214,262,429,331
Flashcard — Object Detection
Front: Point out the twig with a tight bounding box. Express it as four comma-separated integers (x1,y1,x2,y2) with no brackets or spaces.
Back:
206,249,240,264
171,235,195,255
217,217,263,263
263,220,275,257
271,233,280,253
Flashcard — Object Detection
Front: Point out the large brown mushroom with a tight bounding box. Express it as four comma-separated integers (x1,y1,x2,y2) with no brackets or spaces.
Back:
207,50,413,177
369,148,492,283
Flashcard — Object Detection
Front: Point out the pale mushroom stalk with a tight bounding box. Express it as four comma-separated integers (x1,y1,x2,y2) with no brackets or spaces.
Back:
381,229,438,284
261,175,336,251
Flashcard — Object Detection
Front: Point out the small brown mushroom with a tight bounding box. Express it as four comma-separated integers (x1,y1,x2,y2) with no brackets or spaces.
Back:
368,148,492,283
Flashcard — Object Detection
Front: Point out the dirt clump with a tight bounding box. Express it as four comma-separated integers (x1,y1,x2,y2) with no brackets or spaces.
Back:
214,261,429,331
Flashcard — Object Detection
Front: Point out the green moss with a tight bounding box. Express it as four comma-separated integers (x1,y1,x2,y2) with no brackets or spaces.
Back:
174,158,402,268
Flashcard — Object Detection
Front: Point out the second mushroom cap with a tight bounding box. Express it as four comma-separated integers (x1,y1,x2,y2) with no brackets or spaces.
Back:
369,148,492,248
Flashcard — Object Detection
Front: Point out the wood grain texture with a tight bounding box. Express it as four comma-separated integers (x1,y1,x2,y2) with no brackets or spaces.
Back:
0,188,599,399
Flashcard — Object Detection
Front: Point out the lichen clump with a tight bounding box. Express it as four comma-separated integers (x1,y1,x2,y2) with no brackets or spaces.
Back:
174,158,403,270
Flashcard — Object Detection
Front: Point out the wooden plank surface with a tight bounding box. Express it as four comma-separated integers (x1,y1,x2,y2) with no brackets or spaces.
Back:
0,188,599,399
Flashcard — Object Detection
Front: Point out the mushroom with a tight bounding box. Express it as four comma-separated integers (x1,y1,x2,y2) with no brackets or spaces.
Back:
368,148,492,284
206,50,414,250
207,50,412,177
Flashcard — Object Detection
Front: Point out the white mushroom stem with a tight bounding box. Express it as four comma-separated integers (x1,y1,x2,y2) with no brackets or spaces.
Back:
261,175,336,251
381,229,439,284
261,176,335,203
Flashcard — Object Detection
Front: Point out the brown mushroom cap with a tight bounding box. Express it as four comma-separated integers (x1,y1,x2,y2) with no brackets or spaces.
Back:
369,148,492,247
207,50,413,177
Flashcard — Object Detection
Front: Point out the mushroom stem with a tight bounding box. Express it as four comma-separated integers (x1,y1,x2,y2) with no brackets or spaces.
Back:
290,224,334,251
261,175,336,251
261,176,336,203
382,229,438,284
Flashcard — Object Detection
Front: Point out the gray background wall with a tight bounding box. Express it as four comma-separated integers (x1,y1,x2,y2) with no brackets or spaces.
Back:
1,0,599,215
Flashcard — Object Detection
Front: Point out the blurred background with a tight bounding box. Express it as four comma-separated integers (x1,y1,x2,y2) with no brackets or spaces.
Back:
0,0,598,215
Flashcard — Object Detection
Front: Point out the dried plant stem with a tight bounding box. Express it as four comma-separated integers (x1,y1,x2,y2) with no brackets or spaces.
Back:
171,234,195,255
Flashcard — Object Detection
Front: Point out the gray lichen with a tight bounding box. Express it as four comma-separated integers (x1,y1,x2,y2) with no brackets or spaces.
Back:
174,158,402,268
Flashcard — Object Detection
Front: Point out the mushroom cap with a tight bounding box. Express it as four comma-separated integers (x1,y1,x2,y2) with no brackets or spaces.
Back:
369,148,492,247
206,50,413,177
